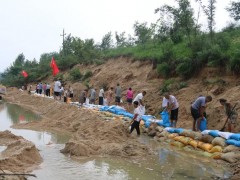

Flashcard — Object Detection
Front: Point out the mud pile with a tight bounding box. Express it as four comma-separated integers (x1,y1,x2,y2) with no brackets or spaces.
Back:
0,130,42,177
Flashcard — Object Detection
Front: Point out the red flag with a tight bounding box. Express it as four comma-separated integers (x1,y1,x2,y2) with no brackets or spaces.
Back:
21,70,28,78
50,57,59,76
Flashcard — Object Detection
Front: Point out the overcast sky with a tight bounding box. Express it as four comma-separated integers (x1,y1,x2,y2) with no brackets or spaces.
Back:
0,0,233,72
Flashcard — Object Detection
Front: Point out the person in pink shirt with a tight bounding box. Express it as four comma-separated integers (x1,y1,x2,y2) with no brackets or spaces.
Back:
126,87,133,111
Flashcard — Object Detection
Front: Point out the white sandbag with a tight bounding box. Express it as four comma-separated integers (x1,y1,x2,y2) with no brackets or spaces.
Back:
201,130,211,135
218,132,234,140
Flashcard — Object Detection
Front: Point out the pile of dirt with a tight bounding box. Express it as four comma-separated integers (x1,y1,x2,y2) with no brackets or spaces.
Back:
0,130,42,174
61,120,151,158
5,89,152,159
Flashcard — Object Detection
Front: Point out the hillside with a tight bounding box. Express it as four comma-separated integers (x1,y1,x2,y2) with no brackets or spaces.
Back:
50,57,240,132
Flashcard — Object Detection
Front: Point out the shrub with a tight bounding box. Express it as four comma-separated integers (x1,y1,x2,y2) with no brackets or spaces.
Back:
69,68,82,81
229,50,240,74
157,62,170,78
95,59,105,66
55,73,64,80
82,70,93,81
176,58,195,79
160,79,175,94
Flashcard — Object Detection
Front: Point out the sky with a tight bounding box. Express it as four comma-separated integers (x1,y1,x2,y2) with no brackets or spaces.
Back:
0,0,234,72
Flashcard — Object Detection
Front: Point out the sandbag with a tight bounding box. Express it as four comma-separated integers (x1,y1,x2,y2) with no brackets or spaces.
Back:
168,133,179,139
210,146,223,153
178,136,192,145
208,130,220,137
155,126,164,132
211,152,222,159
174,128,184,134
229,134,240,141
157,131,169,138
167,128,176,133
226,139,240,147
198,143,213,152
201,130,211,135
198,118,207,131
223,145,240,153
144,121,151,128
183,145,195,151
202,151,213,157
179,130,192,137
170,141,185,148
201,134,214,144
221,152,240,163
189,140,198,148
218,132,234,140
212,137,226,147
161,111,170,125
148,129,157,137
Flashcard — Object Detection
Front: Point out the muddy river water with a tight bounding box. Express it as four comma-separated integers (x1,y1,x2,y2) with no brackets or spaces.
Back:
0,102,232,179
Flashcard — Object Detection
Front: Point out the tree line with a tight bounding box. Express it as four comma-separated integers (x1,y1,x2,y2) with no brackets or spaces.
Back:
1,0,240,87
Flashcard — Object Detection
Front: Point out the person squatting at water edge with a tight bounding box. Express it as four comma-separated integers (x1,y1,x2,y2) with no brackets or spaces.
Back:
162,93,179,128
130,101,142,136
191,95,212,131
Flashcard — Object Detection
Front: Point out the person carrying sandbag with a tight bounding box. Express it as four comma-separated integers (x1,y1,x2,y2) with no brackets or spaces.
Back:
219,99,238,132
191,96,212,131
162,93,179,128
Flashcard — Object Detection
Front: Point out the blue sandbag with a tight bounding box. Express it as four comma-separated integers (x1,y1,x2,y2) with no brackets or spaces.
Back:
199,118,207,132
208,130,220,137
226,139,240,147
145,121,151,128
167,128,176,133
160,111,170,125
229,134,240,141
157,120,164,126
100,106,109,111
124,113,134,119
108,109,116,114
174,128,184,134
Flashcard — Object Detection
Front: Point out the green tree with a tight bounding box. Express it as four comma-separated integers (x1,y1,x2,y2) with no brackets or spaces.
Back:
100,32,113,50
226,1,240,21
115,31,127,47
196,0,217,42
155,0,195,44
133,21,153,46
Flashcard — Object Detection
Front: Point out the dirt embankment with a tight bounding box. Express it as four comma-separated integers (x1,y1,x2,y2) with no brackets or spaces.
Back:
57,58,240,132
5,89,152,159
0,130,42,179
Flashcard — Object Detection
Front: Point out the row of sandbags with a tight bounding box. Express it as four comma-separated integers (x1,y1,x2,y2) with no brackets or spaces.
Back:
201,130,240,147
100,106,171,128
142,125,240,163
